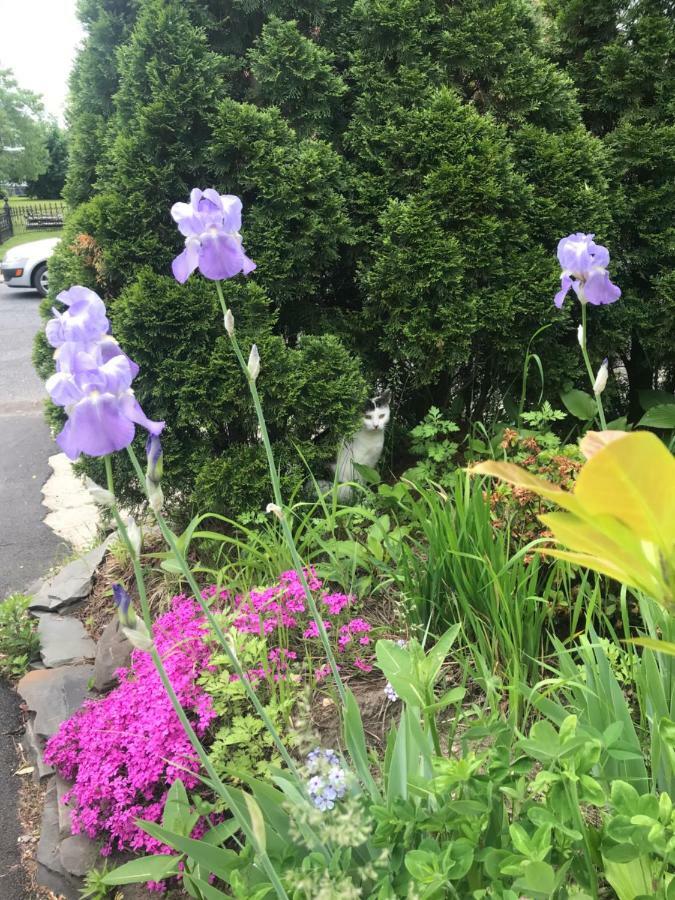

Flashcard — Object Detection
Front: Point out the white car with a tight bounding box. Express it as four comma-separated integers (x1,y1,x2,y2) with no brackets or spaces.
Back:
1,237,60,297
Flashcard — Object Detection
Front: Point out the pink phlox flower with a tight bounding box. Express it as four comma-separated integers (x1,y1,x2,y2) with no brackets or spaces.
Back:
354,658,373,673
302,620,332,639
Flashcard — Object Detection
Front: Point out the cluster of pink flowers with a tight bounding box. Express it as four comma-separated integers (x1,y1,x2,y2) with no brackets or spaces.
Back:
44,597,217,857
43,572,377,860
231,568,321,635
228,569,376,680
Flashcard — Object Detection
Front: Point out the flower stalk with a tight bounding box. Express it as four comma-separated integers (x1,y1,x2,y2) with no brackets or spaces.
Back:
579,304,607,430
123,444,302,781
214,280,348,706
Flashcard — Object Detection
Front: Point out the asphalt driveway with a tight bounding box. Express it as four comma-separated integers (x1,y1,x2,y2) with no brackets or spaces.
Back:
0,279,67,898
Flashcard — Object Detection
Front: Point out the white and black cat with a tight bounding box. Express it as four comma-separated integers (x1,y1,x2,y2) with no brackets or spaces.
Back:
323,389,391,500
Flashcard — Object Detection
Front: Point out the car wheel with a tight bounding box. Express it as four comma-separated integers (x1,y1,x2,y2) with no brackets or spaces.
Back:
32,263,48,297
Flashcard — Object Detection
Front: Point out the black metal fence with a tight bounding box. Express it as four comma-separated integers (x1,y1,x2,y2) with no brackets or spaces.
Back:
0,204,11,244
2,200,67,239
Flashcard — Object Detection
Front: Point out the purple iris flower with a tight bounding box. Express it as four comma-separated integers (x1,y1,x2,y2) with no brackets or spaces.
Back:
170,188,256,283
46,286,110,347
55,335,139,381
554,233,621,309
46,354,164,460
45,288,164,460
112,583,132,621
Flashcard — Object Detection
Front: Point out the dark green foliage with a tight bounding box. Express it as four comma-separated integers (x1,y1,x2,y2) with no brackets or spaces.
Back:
548,0,675,415
64,0,140,206
94,0,224,291
26,125,68,199
248,17,347,136
209,99,354,320
51,0,672,516
109,270,366,516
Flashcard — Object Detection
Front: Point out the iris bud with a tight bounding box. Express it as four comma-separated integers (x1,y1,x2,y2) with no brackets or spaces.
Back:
113,583,136,627
247,344,260,382
593,358,609,396
145,433,164,512
224,308,235,336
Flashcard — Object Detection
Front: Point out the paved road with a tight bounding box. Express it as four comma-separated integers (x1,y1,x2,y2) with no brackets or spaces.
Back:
0,280,67,898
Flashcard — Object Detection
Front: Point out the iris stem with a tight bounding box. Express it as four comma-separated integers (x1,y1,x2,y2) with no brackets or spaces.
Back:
580,304,607,430
104,455,151,631
214,279,348,707
104,457,289,898
124,445,302,782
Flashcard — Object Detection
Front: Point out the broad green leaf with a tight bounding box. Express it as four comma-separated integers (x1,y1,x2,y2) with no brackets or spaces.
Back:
375,641,426,707
386,709,409,803
512,860,556,896
244,793,266,854
183,873,231,899
353,462,381,484
638,389,675,411
425,686,466,713
603,856,655,899
560,388,596,421
426,624,461,683
102,854,181,885
162,779,198,836
137,820,240,878
638,404,675,429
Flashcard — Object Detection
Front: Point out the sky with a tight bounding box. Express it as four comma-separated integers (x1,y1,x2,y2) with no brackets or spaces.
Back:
1,0,84,124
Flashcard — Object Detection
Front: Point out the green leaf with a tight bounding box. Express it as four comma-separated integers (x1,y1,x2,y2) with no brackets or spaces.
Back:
560,389,597,421
183,873,232,899
344,688,381,801
425,624,461,683
638,389,675,411
137,820,240,878
512,860,556,896
353,462,381,484
162,779,198,836
638,404,675,429
386,709,409,804
425,686,466,713
244,793,266,854
101,854,181,885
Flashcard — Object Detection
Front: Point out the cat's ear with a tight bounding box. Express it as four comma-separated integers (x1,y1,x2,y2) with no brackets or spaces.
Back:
378,388,392,406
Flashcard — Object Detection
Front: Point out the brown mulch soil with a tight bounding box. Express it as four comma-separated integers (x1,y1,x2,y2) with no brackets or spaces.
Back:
72,532,178,641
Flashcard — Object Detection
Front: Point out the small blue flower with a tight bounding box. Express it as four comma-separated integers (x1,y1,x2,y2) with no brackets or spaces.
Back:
384,681,398,702
305,748,348,811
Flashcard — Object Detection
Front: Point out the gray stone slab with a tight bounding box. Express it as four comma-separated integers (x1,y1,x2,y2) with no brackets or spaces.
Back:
59,833,99,877
20,718,54,782
17,666,94,739
37,614,96,668
94,617,132,692
29,542,108,613
36,779,64,876
56,774,75,839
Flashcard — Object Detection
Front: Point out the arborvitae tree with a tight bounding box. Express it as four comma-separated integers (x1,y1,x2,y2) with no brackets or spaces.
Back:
27,124,68,199
347,0,610,419
64,0,140,206
92,0,224,289
248,17,347,137
46,0,641,517
549,0,675,415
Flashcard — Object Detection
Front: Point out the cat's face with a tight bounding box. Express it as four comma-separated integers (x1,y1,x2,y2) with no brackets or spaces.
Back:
362,390,391,431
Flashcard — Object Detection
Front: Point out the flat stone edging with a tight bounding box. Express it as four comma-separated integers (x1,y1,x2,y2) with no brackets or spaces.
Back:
15,537,135,898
